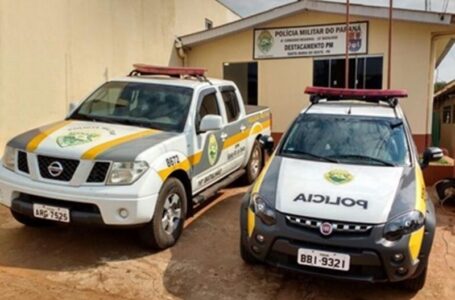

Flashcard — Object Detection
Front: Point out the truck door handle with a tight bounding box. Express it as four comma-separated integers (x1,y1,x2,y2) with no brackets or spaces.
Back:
221,133,228,141
240,125,246,132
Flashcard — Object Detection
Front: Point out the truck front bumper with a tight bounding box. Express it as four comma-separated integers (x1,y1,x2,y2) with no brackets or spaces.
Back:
240,194,436,283
0,165,159,226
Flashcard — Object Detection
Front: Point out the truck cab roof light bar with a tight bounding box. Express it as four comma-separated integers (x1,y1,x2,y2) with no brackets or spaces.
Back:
128,64,209,82
305,86,408,107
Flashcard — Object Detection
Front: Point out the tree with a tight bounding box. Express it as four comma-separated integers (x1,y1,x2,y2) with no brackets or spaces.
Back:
434,81,448,93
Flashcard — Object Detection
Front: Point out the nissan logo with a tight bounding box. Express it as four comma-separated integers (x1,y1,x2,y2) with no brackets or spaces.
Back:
48,161,64,177
320,222,333,236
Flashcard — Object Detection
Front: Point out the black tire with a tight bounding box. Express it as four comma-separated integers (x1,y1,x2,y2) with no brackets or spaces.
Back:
435,180,455,203
139,177,187,250
243,140,264,185
10,209,53,227
401,266,427,292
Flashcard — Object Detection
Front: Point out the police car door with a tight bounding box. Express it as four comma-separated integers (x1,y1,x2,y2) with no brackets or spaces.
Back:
218,85,248,175
191,88,227,193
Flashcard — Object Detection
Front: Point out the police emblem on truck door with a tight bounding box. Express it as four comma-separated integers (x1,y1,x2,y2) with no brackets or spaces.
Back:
207,134,219,166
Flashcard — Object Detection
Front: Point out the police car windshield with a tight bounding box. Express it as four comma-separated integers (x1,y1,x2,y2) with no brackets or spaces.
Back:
70,81,193,132
280,114,410,167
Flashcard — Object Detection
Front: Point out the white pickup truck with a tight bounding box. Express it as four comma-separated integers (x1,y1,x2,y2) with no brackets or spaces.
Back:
0,65,272,249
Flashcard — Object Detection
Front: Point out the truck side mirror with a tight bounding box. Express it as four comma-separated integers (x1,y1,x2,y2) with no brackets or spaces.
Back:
199,115,223,133
259,135,275,155
421,147,443,169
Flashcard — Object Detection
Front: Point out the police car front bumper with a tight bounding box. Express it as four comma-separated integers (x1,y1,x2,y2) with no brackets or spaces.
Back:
240,195,435,283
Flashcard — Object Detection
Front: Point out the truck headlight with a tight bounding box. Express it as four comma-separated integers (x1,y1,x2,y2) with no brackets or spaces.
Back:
250,193,276,225
383,210,425,241
2,146,16,171
107,161,149,185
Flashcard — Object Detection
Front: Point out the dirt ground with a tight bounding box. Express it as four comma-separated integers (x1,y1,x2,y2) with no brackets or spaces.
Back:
0,186,454,300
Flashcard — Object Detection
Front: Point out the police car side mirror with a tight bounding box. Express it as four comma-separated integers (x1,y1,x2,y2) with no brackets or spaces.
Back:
421,147,443,169
199,115,223,133
259,135,275,155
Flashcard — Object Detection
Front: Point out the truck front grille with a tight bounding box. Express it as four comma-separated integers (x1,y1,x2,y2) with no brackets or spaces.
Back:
17,151,29,174
286,215,373,234
37,155,79,182
87,162,111,183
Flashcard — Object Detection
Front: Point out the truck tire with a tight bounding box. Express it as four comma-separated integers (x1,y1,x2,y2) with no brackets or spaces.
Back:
243,140,263,185
10,209,53,227
401,266,427,292
435,180,455,203
139,177,187,250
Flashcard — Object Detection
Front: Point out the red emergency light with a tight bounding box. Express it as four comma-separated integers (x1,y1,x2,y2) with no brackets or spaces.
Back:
130,64,207,77
305,86,408,100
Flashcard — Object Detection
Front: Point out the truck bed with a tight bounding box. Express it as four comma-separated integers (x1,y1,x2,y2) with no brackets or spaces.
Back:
245,105,269,115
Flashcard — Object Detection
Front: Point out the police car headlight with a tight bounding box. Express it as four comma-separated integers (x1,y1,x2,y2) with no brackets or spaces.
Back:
107,161,149,185
2,146,16,171
383,210,425,241
250,193,276,225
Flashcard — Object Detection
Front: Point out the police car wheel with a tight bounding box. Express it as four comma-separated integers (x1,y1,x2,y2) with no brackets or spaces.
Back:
139,178,187,250
243,140,263,184
10,209,53,227
401,266,427,292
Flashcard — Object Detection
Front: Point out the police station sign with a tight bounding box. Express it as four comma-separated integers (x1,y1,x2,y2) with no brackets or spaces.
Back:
253,22,368,59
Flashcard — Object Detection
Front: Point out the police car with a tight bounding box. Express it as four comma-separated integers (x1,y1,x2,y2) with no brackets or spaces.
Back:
0,65,271,250
240,87,443,291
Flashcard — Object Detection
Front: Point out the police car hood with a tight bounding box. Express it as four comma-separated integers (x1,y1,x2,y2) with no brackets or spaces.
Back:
7,120,178,160
274,157,404,224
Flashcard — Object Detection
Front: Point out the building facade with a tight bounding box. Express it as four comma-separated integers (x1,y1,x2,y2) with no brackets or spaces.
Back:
0,0,239,150
434,81,455,156
179,0,455,152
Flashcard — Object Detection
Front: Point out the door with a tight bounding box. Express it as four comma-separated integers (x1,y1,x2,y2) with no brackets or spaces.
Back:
191,88,227,193
219,85,248,175
223,62,258,105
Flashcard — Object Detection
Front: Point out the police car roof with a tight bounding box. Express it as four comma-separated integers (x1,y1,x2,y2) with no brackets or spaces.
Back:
304,101,400,119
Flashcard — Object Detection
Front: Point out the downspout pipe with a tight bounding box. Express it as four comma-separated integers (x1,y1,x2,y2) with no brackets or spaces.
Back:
175,38,187,67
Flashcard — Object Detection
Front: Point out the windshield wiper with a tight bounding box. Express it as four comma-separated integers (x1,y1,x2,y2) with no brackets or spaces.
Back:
113,118,158,129
70,113,116,124
329,154,396,166
282,150,339,163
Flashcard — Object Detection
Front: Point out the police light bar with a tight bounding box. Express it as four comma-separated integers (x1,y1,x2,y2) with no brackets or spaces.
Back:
305,87,408,100
130,64,207,77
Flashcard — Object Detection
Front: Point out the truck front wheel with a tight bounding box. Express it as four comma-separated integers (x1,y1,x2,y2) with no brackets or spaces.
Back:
243,140,263,184
139,177,187,250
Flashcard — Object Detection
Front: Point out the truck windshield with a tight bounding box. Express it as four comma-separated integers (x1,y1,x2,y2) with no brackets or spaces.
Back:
280,114,411,167
70,81,193,132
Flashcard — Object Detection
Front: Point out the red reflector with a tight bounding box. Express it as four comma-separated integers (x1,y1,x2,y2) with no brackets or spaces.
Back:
305,86,408,99
132,64,206,77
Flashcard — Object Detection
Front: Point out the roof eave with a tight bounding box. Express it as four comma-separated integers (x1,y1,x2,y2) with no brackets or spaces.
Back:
180,0,454,47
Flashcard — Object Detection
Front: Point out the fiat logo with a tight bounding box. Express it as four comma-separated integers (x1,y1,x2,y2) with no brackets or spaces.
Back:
48,161,64,177
320,222,333,236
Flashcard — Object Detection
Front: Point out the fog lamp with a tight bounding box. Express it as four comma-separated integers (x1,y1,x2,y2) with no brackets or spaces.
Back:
392,253,405,262
119,208,129,219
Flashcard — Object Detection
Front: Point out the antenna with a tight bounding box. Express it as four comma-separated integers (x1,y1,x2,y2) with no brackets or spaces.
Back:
344,0,350,89
387,0,393,89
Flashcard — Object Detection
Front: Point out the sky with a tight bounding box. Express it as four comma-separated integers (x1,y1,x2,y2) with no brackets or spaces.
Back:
220,0,455,83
